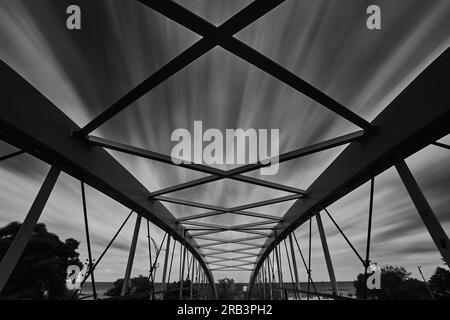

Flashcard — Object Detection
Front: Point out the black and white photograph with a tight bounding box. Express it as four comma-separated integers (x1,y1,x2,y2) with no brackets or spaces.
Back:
0,0,449,312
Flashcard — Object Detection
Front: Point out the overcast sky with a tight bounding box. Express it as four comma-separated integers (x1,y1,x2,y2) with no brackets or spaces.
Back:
0,0,449,284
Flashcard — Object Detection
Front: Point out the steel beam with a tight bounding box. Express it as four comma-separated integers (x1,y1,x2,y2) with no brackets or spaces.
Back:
396,160,450,266
199,242,262,249
315,213,338,295
161,234,171,293
205,245,261,252
230,194,302,212
77,0,287,137
177,210,280,222
192,235,267,243
208,257,255,264
0,166,60,293
156,194,302,213
179,243,187,300
139,0,372,131
211,267,253,271
210,262,253,268
121,214,142,296
79,210,134,289
288,233,301,300
363,176,375,299
249,47,450,292
89,135,305,195
432,141,450,150
0,59,216,293
0,150,25,162
81,181,97,300
149,131,362,197
148,131,362,198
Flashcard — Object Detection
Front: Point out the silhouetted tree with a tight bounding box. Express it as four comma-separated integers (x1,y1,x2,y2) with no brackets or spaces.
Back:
0,222,82,299
353,265,429,300
429,266,450,300
105,275,152,298
163,279,192,300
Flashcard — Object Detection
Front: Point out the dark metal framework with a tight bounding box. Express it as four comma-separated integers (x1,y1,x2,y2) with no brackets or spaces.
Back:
0,0,449,300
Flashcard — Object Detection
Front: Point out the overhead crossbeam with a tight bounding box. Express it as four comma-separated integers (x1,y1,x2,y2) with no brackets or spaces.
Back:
76,0,288,137
199,241,262,249
183,220,276,230
207,253,258,260
211,267,253,272
193,235,267,243
208,257,255,265
0,150,25,162
147,131,363,197
432,141,450,150
138,0,373,131
156,194,302,213
178,210,280,222
210,262,254,268
204,249,260,257
203,246,261,253
88,135,305,195
191,228,272,237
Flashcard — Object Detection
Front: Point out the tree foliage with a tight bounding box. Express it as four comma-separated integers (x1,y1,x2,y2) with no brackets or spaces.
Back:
0,222,82,299
164,279,193,300
353,265,430,300
429,266,450,300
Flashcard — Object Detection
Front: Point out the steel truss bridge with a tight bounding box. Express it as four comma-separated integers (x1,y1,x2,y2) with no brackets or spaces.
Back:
0,0,449,300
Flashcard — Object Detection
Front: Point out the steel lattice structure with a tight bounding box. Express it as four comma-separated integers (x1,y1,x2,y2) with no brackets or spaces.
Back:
0,0,449,300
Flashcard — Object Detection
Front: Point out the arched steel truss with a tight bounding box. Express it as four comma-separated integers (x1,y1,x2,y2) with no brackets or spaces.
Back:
0,0,449,300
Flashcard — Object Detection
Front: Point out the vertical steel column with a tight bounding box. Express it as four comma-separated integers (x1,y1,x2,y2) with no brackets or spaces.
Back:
121,213,142,296
147,221,153,284
396,160,450,266
363,176,375,300
255,273,259,299
316,213,338,295
293,233,321,299
288,233,301,300
179,244,187,299
81,180,97,300
199,270,202,299
307,216,312,300
201,271,205,299
269,253,278,299
262,263,266,299
266,259,273,300
189,255,195,299
146,220,156,300
274,245,284,300
196,261,201,299
0,166,60,293
202,271,206,299
165,239,176,299
161,235,171,296
259,270,263,298
283,239,297,300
